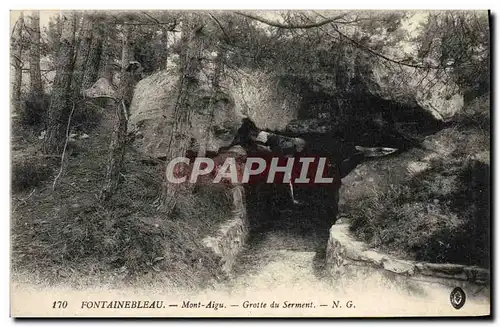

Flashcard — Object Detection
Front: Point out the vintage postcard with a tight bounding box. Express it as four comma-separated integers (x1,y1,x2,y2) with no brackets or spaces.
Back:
10,9,491,318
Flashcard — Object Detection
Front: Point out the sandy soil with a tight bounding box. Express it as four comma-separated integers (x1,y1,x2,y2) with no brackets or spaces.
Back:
11,222,490,317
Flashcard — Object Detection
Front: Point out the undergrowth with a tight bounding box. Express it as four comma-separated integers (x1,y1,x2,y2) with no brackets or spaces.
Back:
348,95,490,268
11,112,234,289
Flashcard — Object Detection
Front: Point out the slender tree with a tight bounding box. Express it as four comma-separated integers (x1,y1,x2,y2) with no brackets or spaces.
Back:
97,27,113,79
28,11,43,98
11,12,24,111
42,13,77,155
82,20,104,90
72,14,93,96
100,25,142,202
160,14,207,211
197,49,226,157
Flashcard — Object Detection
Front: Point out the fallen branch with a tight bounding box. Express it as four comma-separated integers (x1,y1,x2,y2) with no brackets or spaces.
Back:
52,101,76,191
12,188,35,213
121,99,129,121
18,188,35,202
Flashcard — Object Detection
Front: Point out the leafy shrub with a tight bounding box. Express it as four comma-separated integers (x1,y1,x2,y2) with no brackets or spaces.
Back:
454,93,490,131
70,102,104,133
17,92,50,127
11,158,53,192
348,153,490,268
11,143,236,288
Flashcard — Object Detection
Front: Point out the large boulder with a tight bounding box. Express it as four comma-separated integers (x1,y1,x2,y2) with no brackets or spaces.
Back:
285,116,335,134
226,70,301,131
128,69,241,158
82,77,118,100
128,68,302,159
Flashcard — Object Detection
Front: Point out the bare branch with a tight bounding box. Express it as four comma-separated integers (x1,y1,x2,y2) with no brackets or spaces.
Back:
235,11,347,29
11,18,20,38
21,68,55,72
141,11,161,25
209,13,230,41
313,11,451,70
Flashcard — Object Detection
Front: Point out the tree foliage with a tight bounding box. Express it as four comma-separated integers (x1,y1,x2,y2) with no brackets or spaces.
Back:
416,11,489,100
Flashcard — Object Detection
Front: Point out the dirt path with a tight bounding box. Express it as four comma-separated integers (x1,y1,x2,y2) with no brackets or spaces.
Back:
227,228,328,292
10,203,491,318
204,206,491,317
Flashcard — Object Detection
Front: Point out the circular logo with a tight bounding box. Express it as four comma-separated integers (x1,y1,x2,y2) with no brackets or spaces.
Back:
450,287,466,309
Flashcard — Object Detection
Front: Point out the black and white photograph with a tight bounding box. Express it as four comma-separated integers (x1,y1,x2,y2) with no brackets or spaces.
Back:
8,9,491,317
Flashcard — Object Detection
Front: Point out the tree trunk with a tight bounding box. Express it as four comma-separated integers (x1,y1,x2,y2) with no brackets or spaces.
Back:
72,15,93,96
82,21,104,90
197,50,225,157
42,13,77,155
98,27,113,79
100,25,140,202
11,12,24,111
160,14,206,211
29,11,43,98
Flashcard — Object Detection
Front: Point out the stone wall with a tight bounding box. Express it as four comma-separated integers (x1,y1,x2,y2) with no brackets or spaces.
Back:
326,221,490,295
201,185,249,278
